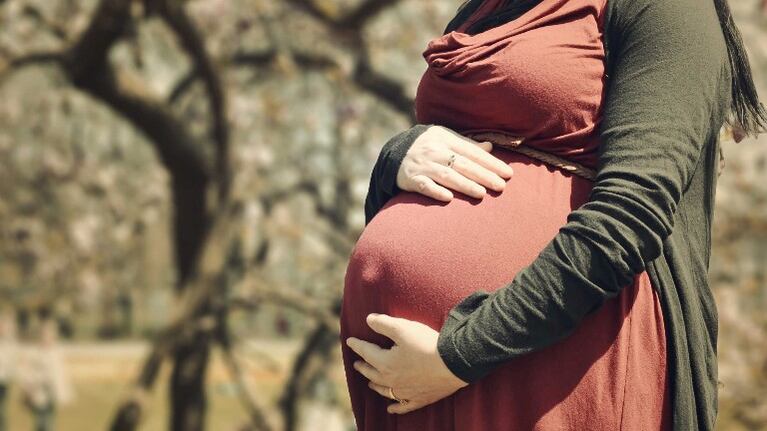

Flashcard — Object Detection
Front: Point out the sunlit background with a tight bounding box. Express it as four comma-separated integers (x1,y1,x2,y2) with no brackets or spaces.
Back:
0,0,765,430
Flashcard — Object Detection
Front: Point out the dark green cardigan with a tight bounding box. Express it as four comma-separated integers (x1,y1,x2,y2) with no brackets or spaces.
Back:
362,0,732,429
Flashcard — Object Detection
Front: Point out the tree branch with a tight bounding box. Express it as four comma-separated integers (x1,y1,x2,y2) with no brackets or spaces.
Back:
21,4,70,41
157,0,231,199
0,51,64,84
284,0,405,30
340,0,406,29
229,48,415,120
216,310,275,431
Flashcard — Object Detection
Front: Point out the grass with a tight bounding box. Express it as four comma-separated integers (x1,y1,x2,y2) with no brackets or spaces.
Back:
3,340,354,431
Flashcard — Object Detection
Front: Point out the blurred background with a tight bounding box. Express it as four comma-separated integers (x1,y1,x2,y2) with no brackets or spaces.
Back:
0,0,764,430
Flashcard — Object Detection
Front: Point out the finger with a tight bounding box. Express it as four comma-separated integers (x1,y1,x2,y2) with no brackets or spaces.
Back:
451,155,508,193
368,381,393,399
354,360,386,385
450,139,515,179
346,337,388,370
406,174,453,202
388,398,423,415
444,141,514,192
475,141,493,152
426,161,486,199
366,313,404,343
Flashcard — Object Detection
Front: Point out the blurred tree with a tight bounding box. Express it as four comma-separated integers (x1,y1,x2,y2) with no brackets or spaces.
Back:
0,0,434,429
0,0,765,430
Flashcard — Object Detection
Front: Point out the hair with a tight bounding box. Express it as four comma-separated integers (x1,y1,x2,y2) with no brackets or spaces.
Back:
443,0,767,138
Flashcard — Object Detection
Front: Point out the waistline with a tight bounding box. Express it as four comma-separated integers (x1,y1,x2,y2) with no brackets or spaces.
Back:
464,131,597,181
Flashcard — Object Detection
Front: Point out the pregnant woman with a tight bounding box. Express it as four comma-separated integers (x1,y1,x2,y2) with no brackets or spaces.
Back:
340,0,766,429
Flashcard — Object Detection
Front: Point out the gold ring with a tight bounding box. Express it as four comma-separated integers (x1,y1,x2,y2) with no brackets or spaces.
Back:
388,387,408,405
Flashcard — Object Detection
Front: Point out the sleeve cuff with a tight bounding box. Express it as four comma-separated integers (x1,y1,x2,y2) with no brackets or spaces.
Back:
380,123,432,196
364,123,432,224
436,290,495,384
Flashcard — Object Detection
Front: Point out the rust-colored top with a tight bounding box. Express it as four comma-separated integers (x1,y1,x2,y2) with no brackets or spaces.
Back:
415,0,606,170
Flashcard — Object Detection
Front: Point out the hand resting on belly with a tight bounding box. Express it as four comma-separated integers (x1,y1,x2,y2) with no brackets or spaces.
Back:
396,125,515,201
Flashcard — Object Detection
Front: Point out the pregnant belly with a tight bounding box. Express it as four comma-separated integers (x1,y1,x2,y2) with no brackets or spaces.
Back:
342,149,595,340
340,149,670,430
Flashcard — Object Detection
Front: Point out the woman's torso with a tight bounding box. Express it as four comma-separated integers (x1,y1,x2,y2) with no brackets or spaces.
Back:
415,0,607,168
340,0,670,429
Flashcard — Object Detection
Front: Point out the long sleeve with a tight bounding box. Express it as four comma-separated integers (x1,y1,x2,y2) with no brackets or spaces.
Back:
364,124,431,225
435,0,731,383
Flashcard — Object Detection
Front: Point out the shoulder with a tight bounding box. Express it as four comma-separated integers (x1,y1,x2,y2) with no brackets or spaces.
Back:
601,0,731,103
602,0,727,52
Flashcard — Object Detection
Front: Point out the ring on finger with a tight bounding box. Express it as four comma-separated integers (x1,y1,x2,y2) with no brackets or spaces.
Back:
446,152,457,169
389,387,409,405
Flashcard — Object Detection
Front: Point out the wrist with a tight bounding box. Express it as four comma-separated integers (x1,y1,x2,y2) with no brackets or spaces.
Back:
387,124,432,194
436,326,476,385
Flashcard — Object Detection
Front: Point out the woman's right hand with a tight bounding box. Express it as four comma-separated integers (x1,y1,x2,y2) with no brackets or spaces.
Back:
396,125,515,201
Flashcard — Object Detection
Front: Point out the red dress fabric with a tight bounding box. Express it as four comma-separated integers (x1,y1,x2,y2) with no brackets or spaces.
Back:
340,0,672,429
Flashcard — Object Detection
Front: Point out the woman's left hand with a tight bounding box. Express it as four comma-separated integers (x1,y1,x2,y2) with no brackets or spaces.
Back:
345,313,469,414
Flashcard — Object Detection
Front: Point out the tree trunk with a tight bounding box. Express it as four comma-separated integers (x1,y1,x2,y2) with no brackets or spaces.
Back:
169,176,213,431
170,334,212,431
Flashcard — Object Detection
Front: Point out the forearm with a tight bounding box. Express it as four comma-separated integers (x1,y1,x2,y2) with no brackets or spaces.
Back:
434,0,729,384
436,206,661,382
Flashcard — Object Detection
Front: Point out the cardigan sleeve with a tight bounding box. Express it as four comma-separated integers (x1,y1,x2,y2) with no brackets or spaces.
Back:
435,0,731,383
364,124,431,225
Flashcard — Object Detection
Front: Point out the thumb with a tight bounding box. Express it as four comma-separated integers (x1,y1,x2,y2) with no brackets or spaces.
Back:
366,313,402,342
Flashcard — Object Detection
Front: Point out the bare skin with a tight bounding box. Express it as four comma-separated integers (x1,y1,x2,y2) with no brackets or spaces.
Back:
346,126,514,414
396,125,514,201
346,314,468,414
